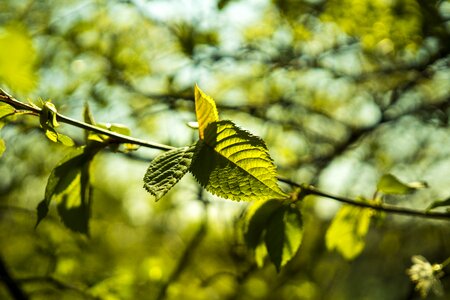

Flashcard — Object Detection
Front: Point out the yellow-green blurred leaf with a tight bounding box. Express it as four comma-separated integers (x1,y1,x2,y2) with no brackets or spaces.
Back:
377,174,427,195
264,204,303,272
326,205,372,260
0,139,5,157
0,24,37,93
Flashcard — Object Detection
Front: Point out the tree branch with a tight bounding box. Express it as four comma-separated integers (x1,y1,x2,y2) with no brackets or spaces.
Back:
0,89,174,151
2,89,449,221
279,178,450,221
0,256,28,300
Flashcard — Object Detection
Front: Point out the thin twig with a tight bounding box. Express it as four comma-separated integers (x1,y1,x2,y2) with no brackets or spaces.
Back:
0,90,174,151
278,177,450,221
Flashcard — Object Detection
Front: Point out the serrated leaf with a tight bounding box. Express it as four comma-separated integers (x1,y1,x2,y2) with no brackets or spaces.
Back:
427,197,450,211
143,145,195,201
264,205,303,272
244,199,283,248
325,205,372,260
190,120,287,201
377,174,427,195
194,84,219,139
37,146,100,234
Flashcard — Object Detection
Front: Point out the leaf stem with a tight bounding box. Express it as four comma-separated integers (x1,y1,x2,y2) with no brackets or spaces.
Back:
278,177,450,221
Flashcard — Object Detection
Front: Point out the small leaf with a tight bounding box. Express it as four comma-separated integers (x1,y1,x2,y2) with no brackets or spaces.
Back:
264,205,303,272
143,145,195,201
37,146,101,234
194,84,219,139
44,128,75,146
427,197,450,211
40,101,59,128
0,103,15,120
325,205,372,260
57,133,75,147
377,174,427,195
190,120,287,201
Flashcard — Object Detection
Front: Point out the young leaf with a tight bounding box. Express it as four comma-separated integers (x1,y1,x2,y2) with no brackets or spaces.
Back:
194,84,219,139
264,205,303,272
143,145,195,201
426,197,450,211
190,120,287,201
0,102,15,120
377,174,427,195
37,146,101,234
325,205,372,260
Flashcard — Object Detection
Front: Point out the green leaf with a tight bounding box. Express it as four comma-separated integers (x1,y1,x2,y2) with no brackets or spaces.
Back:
143,145,195,201
194,84,219,139
243,200,303,271
264,204,303,272
44,128,75,147
0,24,37,93
0,139,5,157
244,199,283,248
377,174,427,195
0,102,15,120
325,205,372,260
37,146,100,234
427,197,450,211
190,120,287,201
40,101,59,128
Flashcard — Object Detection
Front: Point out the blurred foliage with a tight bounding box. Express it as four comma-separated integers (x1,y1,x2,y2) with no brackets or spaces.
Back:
1,0,449,299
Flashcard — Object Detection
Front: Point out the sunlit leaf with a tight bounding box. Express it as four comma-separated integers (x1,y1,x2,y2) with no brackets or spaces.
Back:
44,128,75,147
190,120,287,201
143,145,195,201
377,174,427,195
37,146,101,234
0,24,37,93
0,102,15,120
326,205,372,260
264,204,303,272
40,101,59,128
194,84,219,140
